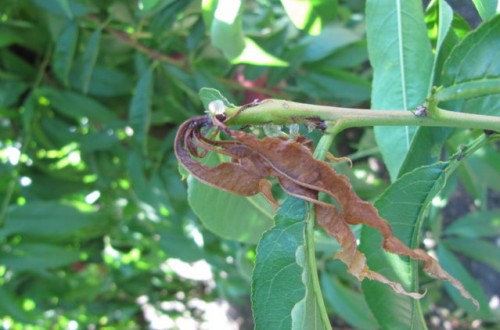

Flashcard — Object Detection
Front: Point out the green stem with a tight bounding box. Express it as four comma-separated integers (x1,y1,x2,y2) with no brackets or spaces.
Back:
305,204,332,330
224,99,500,133
301,134,335,329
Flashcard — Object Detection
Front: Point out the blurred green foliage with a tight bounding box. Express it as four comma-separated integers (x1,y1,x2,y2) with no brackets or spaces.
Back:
0,0,371,328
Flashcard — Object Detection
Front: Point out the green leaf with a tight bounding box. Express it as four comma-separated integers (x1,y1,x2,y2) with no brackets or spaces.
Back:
444,210,500,238
0,242,80,271
437,79,500,101
437,245,491,317
440,15,500,112
303,26,361,62
472,0,499,21
291,246,330,330
37,87,116,123
232,38,288,67
199,87,235,110
0,287,35,323
0,201,106,241
443,237,500,272
297,68,370,103
150,1,191,37
209,0,286,66
0,80,28,108
320,274,378,330
187,177,274,244
129,66,154,145
32,0,97,17
70,65,133,97
281,0,322,35
52,21,78,86
360,162,451,329
367,0,434,180
252,197,306,330
80,29,101,94
429,0,454,86
210,0,246,60
56,0,73,19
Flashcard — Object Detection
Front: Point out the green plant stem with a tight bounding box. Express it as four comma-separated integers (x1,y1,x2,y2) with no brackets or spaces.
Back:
300,134,335,329
223,100,500,134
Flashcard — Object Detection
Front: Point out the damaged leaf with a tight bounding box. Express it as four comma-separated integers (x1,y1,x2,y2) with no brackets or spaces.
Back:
174,114,479,307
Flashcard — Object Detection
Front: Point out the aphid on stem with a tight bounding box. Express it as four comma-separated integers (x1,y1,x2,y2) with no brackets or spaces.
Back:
413,105,428,117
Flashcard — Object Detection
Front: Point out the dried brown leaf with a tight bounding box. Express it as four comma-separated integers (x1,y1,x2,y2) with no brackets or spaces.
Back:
175,115,478,307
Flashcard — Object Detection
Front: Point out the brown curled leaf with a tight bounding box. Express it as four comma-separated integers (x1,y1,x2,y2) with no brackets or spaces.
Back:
175,115,478,307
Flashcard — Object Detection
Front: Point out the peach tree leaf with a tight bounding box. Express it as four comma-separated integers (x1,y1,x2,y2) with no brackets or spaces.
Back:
252,197,306,330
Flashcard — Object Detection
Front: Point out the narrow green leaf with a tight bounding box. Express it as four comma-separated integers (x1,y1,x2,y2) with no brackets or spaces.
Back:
70,65,133,97
442,14,500,85
437,79,500,101
443,237,500,272
252,197,306,330
297,68,371,103
52,21,78,86
129,66,154,145
150,1,191,37
429,0,454,86
56,0,73,19
37,87,116,123
32,0,97,17
80,29,101,94
320,274,378,330
0,201,105,241
444,210,500,238
367,0,434,180
437,245,491,317
187,151,274,244
384,0,452,177
303,26,361,62
472,0,499,21
360,162,451,329
0,242,80,271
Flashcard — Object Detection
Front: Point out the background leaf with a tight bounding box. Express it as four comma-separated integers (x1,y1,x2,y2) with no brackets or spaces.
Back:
52,21,78,86
437,245,491,317
444,210,500,238
129,66,154,146
320,274,378,330
79,29,101,94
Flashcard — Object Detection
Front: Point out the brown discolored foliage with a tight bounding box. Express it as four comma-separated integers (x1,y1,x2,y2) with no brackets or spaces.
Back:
175,114,478,307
